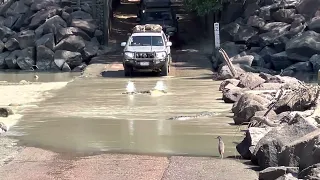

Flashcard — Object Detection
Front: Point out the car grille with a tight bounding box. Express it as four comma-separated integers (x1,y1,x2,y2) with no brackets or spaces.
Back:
135,52,155,59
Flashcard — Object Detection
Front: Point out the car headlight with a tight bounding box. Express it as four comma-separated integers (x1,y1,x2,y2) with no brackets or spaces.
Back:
156,52,166,59
124,52,134,59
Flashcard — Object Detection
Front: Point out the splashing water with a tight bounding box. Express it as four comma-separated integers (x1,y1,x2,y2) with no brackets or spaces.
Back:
126,81,136,93
153,81,166,91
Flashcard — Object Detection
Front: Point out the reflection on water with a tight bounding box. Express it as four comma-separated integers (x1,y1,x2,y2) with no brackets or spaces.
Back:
9,77,244,157
0,72,79,83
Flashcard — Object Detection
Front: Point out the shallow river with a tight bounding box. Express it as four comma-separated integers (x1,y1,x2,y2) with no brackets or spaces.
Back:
4,73,245,157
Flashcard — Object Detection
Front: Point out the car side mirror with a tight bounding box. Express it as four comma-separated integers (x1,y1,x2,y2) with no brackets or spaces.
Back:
167,42,172,47
121,42,126,47
176,17,180,20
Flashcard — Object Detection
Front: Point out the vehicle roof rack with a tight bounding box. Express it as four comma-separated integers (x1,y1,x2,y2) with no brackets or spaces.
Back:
132,24,163,33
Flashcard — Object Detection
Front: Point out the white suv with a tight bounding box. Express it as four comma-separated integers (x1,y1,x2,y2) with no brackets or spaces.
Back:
120,24,172,76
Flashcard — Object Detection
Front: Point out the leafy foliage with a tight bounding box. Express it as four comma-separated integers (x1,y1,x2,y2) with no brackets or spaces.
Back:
184,0,222,16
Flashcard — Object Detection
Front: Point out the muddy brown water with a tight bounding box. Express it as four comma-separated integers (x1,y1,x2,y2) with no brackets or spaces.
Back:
4,74,245,157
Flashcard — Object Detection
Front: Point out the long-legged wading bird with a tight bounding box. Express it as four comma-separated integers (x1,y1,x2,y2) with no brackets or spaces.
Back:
216,136,225,159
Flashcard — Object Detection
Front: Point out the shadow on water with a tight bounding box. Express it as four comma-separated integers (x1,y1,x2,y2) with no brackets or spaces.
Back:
8,77,245,157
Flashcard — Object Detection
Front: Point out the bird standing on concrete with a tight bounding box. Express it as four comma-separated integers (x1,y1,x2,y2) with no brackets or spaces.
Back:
216,136,225,159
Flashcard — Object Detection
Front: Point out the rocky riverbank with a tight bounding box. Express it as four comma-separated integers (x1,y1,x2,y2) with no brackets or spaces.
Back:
0,0,108,72
212,0,320,77
218,69,320,179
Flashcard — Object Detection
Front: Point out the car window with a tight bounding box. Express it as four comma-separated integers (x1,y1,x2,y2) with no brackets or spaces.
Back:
129,36,164,46
144,11,172,21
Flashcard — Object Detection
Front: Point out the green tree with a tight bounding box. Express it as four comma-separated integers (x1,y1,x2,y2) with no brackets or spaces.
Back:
184,0,222,16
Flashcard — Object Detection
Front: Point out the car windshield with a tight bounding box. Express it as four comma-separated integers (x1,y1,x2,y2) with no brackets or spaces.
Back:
144,11,172,21
129,36,164,46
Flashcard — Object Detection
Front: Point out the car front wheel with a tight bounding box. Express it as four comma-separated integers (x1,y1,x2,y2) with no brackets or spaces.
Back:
124,65,132,77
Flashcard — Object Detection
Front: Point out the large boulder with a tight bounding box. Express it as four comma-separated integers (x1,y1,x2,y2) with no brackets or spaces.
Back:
55,27,91,43
36,45,55,70
308,17,320,33
0,25,15,40
82,39,99,62
282,61,313,76
252,115,318,169
54,50,82,69
222,83,244,103
5,50,21,69
247,15,265,29
53,35,85,52
0,40,4,53
285,31,320,62
4,37,19,51
35,33,55,50
236,127,272,159
259,166,299,180
0,51,10,69
237,72,266,89
220,23,240,42
232,93,270,125
309,54,320,72
10,1,29,14
16,30,35,49
70,19,98,36
17,47,35,70
4,15,20,29
70,10,92,19
29,7,61,29
217,64,246,80
35,15,67,37
30,0,59,11
296,0,320,19
219,79,240,91
271,9,296,23
278,128,320,170
270,52,293,70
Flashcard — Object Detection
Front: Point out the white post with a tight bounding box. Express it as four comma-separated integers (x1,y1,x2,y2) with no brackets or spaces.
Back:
214,22,220,49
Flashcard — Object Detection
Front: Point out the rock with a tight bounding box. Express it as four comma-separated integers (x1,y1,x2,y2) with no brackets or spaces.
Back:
29,8,61,29
30,0,59,11
253,83,284,91
282,62,313,76
10,1,29,14
259,166,299,180
17,47,35,70
234,25,258,42
237,72,266,89
298,163,320,179
219,79,240,91
70,19,98,36
36,45,55,70
81,40,99,62
236,127,272,159
56,27,91,43
94,29,103,38
309,54,320,72
61,0,72,7
0,107,13,117
81,3,92,13
0,25,15,40
12,10,33,31
5,50,21,69
72,63,87,72
221,41,247,58
259,31,289,48
247,52,265,67
260,22,291,34
220,23,240,42
230,55,254,66
286,31,320,62
243,3,260,19
35,33,55,50
222,84,244,103
54,50,82,69
278,128,320,170
0,51,10,69
70,10,92,19
270,52,293,71
259,46,277,64
247,15,265,29
271,9,296,23
61,62,71,72
35,15,67,36
308,17,320,33
217,64,246,80
296,0,320,19
220,3,244,24
54,35,85,52
232,93,270,125
4,37,19,51
0,40,4,52
252,115,318,169
4,15,19,28
16,30,35,49
288,21,306,38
